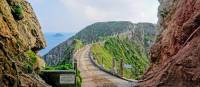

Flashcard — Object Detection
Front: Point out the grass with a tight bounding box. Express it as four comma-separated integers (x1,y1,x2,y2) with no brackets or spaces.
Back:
91,43,113,70
76,70,82,87
91,37,149,79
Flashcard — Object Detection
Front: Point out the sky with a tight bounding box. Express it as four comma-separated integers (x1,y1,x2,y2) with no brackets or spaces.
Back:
28,0,159,33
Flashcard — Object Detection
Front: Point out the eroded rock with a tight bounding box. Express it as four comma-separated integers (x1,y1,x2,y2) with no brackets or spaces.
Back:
0,0,48,86
139,0,200,86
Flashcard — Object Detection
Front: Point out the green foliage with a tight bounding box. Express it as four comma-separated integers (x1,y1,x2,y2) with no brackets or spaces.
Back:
44,64,73,70
91,37,149,79
72,39,83,50
91,43,113,70
104,37,149,79
24,50,37,73
76,70,82,87
12,4,24,20
60,39,83,65
71,21,134,44
26,64,33,73
25,50,37,64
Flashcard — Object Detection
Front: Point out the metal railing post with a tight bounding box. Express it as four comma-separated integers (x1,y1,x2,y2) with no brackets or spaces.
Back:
74,59,77,87
120,58,124,77
112,57,116,74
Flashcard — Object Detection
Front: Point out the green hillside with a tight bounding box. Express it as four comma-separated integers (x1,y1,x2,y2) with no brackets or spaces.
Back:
91,36,149,79
70,21,135,44
44,21,137,66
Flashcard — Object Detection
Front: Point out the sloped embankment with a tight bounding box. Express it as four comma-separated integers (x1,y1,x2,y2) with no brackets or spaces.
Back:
91,23,156,79
91,35,150,80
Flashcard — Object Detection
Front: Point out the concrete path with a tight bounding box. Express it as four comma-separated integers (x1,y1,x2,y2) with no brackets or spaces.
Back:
74,45,136,87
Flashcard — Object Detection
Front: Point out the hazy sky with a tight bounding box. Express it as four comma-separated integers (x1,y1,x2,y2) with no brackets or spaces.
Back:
28,0,159,33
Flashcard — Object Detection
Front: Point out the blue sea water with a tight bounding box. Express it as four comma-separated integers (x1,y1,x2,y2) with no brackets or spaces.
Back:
39,32,75,56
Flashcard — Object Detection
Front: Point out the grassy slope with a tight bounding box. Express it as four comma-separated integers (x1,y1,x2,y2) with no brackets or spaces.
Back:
91,37,149,79
61,39,83,64
91,43,113,70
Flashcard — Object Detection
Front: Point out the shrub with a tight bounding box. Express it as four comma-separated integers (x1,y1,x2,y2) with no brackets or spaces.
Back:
25,50,37,64
44,64,73,70
12,4,24,20
24,50,37,73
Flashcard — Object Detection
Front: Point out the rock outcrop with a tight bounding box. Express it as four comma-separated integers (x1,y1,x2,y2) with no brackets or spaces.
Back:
0,0,49,86
139,0,200,86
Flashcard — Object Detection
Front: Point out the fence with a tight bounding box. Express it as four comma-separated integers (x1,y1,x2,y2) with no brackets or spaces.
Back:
89,49,137,82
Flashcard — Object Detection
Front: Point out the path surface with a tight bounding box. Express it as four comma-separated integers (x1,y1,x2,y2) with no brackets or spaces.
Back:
74,45,135,87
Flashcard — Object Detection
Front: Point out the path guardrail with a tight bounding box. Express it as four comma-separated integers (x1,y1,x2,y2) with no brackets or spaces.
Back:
88,48,137,83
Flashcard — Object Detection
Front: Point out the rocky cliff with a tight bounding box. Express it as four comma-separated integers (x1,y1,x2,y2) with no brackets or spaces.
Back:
0,0,49,86
117,23,156,55
139,0,200,86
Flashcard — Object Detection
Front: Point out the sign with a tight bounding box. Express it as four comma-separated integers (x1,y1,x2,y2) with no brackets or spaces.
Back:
124,64,132,69
60,74,75,84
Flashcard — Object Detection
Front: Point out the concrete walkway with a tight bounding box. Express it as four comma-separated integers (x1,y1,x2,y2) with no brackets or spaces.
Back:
74,45,136,87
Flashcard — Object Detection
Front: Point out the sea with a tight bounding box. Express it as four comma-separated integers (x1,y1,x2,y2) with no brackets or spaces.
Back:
39,32,75,56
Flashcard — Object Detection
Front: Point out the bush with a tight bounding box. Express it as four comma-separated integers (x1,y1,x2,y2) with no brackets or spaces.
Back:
12,4,24,20
44,64,73,70
24,50,37,73
25,50,37,64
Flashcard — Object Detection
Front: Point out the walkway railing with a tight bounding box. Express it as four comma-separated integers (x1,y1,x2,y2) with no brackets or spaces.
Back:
88,48,137,83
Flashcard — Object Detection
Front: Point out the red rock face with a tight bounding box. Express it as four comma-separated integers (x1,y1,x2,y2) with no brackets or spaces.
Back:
139,0,200,86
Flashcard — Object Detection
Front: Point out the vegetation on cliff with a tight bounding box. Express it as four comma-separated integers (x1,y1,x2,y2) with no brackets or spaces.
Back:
44,64,73,70
24,50,37,73
12,4,24,20
92,43,113,70
61,39,83,64
43,21,136,66
71,21,135,44
91,36,150,79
